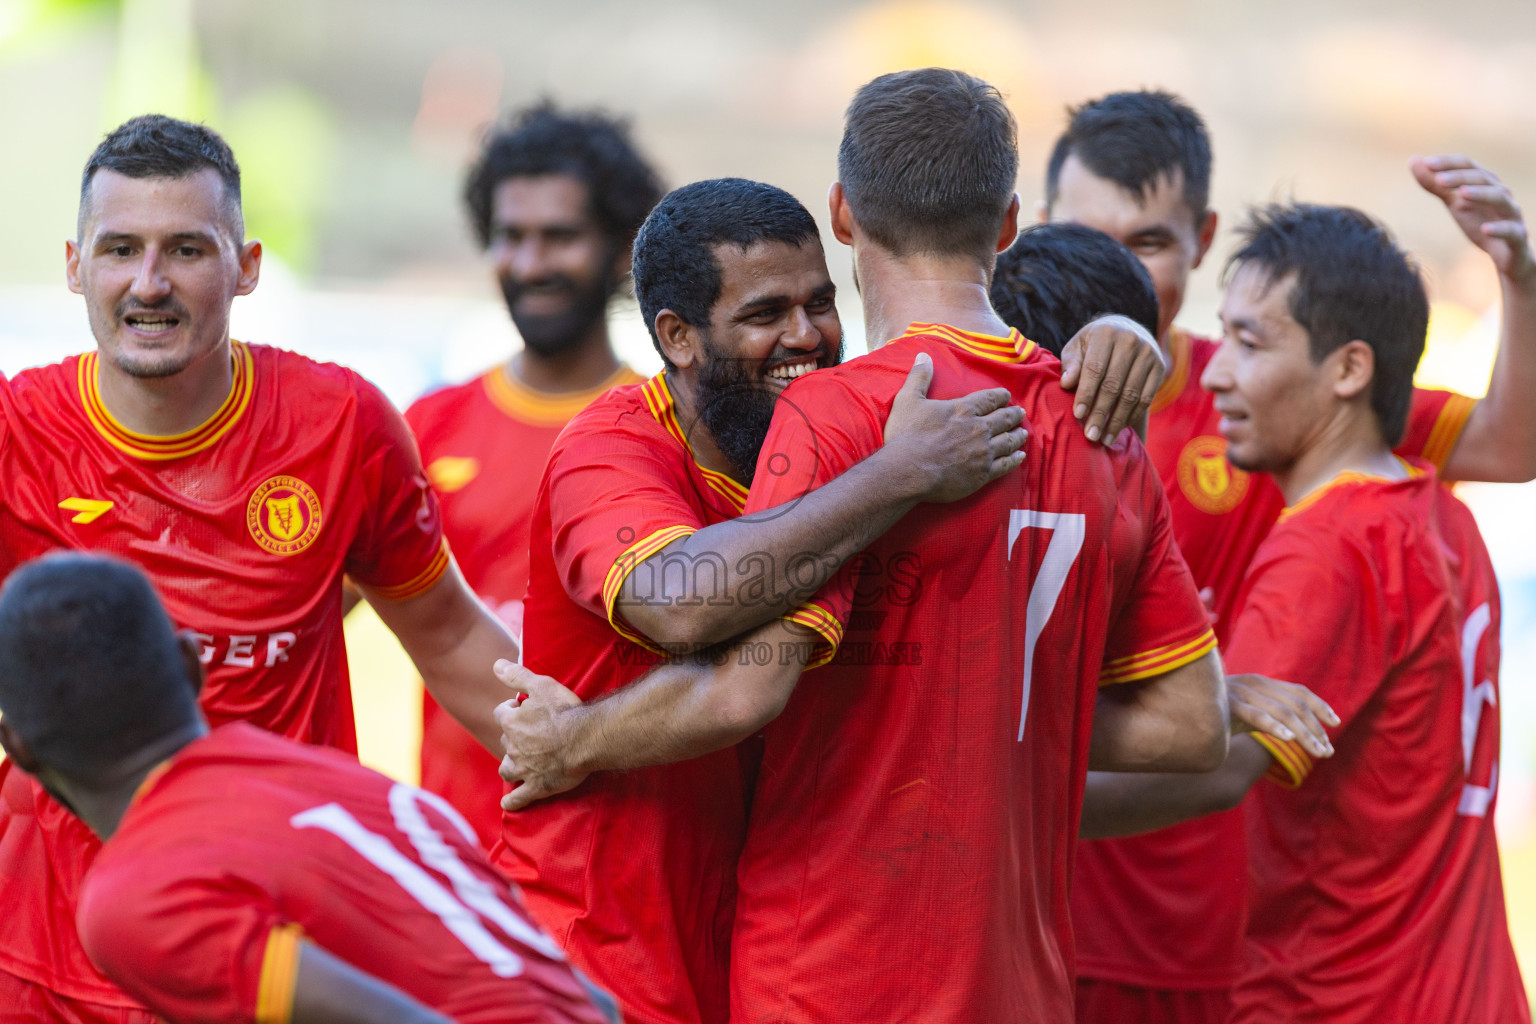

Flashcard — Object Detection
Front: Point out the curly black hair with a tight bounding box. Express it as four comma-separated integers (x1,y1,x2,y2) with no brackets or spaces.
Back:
463,101,664,250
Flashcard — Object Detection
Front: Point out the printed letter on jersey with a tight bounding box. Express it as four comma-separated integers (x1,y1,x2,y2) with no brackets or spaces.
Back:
1176,436,1249,515
247,476,324,555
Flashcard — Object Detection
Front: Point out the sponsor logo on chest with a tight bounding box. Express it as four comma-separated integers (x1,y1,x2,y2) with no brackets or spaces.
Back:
1176,435,1250,515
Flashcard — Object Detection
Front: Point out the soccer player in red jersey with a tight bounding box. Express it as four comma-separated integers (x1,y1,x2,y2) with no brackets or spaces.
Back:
405,104,660,844
491,175,1043,1024
0,116,521,1022
493,70,1339,1023
1081,203,1530,1023
1042,91,1536,1023
0,553,616,1024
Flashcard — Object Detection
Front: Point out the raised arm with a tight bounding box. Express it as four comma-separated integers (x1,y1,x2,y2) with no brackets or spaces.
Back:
359,562,518,756
495,617,815,811
1412,155,1536,483
1087,649,1229,774
616,353,1025,649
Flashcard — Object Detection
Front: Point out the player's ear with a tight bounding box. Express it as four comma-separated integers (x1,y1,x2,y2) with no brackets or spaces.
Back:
176,631,207,699
1191,208,1219,269
235,239,262,297
1330,339,1375,402
653,310,700,370
65,239,84,295
0,719,40,775
996,194,1021,254
828,183,855,246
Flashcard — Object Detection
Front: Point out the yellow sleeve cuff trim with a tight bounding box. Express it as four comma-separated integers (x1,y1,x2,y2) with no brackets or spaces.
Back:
1253,733,1314,789
783,602,845,669
1099,629,1218,686
368,538,453,602
255,922,304,1024
1420,393,1477,471
601,524,698,652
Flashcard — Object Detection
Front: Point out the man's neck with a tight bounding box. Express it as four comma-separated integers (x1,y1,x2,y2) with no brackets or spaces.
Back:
662,371,742,483
509,322,622,394
1270,407,1405,506
62,722,206,840
97,341,234,437
855,245,1011,349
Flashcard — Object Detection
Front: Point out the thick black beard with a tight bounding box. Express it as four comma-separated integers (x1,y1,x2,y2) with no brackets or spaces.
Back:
499,269,615,358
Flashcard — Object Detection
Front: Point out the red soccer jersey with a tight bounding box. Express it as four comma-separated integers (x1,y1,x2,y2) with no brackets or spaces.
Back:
77,723,608,1024
730,324,1217,1023
406,364,640,845
1070,328,1482,992
1223,469,1527,1023
0,343,449,1004
492,374,754,1024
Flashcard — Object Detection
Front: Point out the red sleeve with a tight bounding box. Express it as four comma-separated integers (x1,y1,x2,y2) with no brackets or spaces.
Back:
740,371,888,667
1098,442,1218,685
1395,386,1476,473
1223,523,1394,788
344,378,451,601
546,411,716,647
78,855,302,1024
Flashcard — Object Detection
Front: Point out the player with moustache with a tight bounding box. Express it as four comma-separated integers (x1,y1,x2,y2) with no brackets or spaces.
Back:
1043,90,1536,1024
0,553,618,1024
403,103,660,844
489,176,1044,1024
0,116,521,1023
1080,204,1530,1024
492,70,1334,1023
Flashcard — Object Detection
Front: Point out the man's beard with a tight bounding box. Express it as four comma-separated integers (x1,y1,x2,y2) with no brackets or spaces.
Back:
500,267,616,358
695,334,843,483
101,298,199,379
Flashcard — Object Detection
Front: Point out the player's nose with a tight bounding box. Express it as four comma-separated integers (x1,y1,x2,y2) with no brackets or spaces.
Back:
782,306,822,352
128,248,173,304
1200,338,1236,394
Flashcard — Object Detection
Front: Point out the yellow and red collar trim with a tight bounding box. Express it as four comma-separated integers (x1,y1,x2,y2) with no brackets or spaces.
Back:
1277,459,1427,523
1149,326,1192,415
79,342,254,461
639,373,748,513
899,322,1038,365
483,364,641,428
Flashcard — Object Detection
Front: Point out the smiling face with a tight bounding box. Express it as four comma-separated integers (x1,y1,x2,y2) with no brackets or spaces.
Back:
1047,153,1214,343
488,174,621,356
1201,265,1336,474
67,168,257,379
690,238,842,479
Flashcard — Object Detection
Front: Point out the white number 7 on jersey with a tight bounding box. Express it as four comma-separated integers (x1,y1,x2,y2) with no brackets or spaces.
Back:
1008,510,1086,742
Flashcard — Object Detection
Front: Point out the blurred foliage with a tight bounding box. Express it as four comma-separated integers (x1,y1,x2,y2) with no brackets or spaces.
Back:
222,87,334,273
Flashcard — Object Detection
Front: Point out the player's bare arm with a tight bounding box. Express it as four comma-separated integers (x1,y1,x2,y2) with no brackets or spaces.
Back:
1058,314,1168,444
1078,736,1275,840
1080,674,1337,838
1086,649,1228,773
615,353,1026,649
1412,155,1536,482
358,562,519,755
495,618,814,810
291,942,454,1024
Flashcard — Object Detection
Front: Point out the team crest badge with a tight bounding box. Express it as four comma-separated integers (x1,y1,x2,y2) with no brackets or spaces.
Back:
1176,436,1249,515
247,476,323,555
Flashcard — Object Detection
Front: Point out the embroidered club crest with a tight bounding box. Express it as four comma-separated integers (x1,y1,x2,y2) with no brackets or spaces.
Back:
247,476,323,555
1176,435,1249,515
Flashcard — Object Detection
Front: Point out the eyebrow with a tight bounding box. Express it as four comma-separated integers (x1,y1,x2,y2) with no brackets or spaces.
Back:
93,230,219,247
733,281,836,319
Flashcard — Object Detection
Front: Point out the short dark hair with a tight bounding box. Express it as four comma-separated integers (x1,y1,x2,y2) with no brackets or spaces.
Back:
632,178,820,367
0,554,200,782
1046,90,1211,224
1226,203,1427,446
991,223,1160,357
80,115,243,235
838,68,1019,259
463,101,664,250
